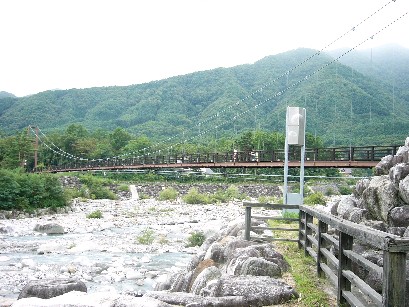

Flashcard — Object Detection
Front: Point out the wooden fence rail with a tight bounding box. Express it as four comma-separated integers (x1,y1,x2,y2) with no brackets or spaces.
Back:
243,202,409,307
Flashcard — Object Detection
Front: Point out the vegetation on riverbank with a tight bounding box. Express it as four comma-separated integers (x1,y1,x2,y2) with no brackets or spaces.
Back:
268,218,335,306
0,169,67,211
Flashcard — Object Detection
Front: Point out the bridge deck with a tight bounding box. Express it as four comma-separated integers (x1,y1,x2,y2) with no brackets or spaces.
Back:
41,145,395,173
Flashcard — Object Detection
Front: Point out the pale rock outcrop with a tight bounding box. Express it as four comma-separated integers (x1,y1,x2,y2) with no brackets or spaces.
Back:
33,223,64,235
359,175,400,222
154,221,297,306
399,175,409,204
375,155,393,175
190,266,222,295
389,163,409,185
148,275,296,306
13,290,173,307
388,205,409,227
18,278,86,300
336,195,357,217
354,178,370,198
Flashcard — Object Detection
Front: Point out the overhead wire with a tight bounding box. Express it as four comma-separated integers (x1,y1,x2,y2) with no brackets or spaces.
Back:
33,1,407,163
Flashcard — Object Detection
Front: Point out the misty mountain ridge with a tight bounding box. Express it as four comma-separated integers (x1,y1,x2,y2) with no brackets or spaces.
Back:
0,45,408,146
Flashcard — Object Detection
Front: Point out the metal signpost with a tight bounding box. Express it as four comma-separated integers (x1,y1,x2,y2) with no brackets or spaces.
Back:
283,107,306,210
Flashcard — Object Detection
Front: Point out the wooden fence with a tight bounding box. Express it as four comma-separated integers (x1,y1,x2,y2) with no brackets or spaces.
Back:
243,202,409,307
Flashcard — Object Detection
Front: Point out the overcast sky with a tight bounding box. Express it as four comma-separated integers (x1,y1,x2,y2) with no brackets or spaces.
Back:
1,0,408,97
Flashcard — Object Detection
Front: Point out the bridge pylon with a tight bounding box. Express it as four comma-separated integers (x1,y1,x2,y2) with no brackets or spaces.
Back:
26,125,39,170
283,107,306,210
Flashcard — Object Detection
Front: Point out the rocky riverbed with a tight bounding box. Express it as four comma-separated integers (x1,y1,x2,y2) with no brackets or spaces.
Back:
0,190,258,306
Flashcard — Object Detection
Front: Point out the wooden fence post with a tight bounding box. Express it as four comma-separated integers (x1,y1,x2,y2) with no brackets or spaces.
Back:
317,220,328,277
245,206,251,240
298,210,305,249
338,232,353,305
304,213,313,256
382,251,406,306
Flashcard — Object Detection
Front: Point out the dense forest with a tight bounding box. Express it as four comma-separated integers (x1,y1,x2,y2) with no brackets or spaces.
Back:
1,45,408,150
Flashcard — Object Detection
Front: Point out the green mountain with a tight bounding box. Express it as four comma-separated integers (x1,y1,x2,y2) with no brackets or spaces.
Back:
0,91,16,99
0,47,408,146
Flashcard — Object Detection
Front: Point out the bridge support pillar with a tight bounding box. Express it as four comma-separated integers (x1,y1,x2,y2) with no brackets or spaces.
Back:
283,107,306,210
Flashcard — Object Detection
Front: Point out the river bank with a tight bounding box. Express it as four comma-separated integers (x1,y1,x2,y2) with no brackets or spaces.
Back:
0,191,248,306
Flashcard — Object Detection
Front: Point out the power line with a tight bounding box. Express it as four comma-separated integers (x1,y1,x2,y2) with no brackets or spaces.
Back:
36,4,408,162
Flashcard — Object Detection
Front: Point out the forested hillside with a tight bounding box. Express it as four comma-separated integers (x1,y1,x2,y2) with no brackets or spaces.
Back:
0,46,408,146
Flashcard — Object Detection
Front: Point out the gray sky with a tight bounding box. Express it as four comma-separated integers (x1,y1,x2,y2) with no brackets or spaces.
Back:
1,0,408,97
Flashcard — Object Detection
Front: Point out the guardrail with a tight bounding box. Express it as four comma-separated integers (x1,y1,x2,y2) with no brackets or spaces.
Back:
41,145,398,172
243,202,409,307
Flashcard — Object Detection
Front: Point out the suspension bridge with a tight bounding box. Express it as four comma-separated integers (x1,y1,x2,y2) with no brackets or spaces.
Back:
21,1,407,178
34,144,396,173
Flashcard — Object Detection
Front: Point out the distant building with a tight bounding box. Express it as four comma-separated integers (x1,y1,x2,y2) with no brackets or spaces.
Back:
339,168,352,176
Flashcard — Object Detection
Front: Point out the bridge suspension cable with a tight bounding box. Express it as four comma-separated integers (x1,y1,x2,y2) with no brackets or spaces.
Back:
138,9,409,158
190,0,399,130
34,2,408,164
133,1,407,159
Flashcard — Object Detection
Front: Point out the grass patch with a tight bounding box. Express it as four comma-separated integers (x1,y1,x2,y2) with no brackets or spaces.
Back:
158,187,179,201
304,192,326,206
136,228,155,245
267,218,335,306
183,187,211,204
86,210,103,219
187,231,206,247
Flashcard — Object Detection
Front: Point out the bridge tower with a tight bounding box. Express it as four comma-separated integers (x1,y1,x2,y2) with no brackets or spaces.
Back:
26,125,39,170
283,107,306,210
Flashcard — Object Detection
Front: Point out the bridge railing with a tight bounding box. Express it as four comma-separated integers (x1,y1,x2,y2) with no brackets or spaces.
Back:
243,202,408,307
42,145,399,171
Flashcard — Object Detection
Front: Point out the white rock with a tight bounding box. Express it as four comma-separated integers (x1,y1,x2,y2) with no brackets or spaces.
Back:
125,270,143,280
140,255,151,263
21,258,36,269
107,246,123,253
72,256,93,267
0,256,10,262
82,273,93,281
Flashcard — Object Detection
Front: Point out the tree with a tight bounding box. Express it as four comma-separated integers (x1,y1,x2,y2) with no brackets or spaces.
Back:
110,128,132,154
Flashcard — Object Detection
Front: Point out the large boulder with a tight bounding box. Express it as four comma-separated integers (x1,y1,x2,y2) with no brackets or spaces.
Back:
148,276,297,306
375,155,393,175
399,175,409,204
237,257,282,278
14,290,173,307
146,291,249,307
388,206,409,227
190,266,222,295
154,220,295,306
203,275,297,305
354,179,370,198
0,224,13,234
33,223,64,235
359,175,400,222
18,278,86,300
389,163,409,185
336,195,357,217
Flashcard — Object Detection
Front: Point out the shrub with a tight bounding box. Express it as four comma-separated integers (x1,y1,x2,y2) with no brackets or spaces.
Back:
339,185,353,195
0,169,67,211
224,185,244,200
158,187,179,201
324,187,336,196
139,192,150,200
187,231,206,247
304,192,326,205
137,228,155,245
118,184,129,192
78,175,117,200
183,187,211,204
86,210,103,219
